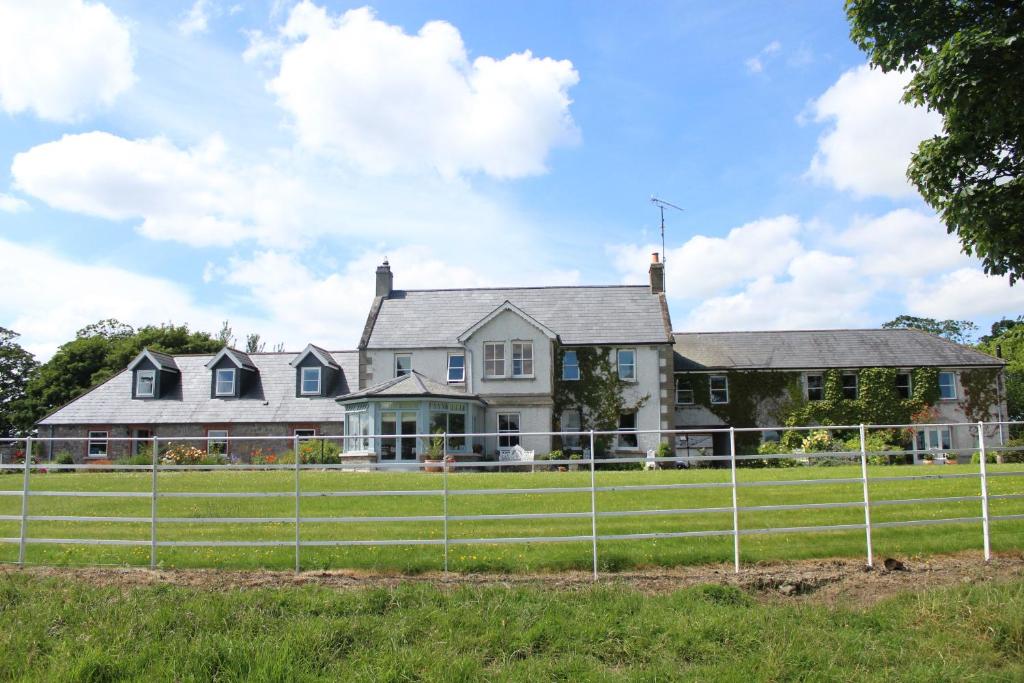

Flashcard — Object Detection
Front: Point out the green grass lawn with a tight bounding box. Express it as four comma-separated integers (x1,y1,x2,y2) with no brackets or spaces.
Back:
0,573,1022,681
1,464,1021,572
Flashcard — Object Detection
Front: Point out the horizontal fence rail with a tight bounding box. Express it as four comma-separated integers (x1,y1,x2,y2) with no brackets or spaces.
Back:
1,421,1022,576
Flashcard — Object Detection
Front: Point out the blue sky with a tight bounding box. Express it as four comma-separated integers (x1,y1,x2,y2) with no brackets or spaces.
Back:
2,0,1021,359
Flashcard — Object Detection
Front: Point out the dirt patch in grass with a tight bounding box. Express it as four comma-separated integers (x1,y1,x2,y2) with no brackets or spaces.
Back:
5,550,1022,607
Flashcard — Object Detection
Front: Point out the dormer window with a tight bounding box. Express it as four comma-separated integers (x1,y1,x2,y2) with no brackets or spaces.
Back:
300,367,322,395
215,368,236,396
136,370,156,397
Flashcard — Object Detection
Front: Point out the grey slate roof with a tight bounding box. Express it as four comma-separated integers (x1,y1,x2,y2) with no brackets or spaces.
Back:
367,286,673,348
337,370,480,404
206,348,257,370
127,349,179,372
39,350,359,425
674,329,1004,371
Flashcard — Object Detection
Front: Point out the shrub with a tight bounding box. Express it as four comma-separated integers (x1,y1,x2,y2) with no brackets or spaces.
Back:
655,441,673,458
116,453,153,466
160,444,206,466
752,440,800,468
55,452,74,471
278,440,342,465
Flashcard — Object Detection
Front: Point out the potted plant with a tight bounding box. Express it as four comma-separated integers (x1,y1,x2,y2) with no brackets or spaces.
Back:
946,451,958,464
423,432,444,473
922,453,934,465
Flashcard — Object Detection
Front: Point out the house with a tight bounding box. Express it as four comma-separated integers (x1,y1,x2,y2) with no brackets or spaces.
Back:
36,257,1007,464
38,256,676,461
672,329,1008,461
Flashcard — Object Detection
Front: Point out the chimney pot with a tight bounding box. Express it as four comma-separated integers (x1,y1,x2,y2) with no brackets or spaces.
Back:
651,252,660,264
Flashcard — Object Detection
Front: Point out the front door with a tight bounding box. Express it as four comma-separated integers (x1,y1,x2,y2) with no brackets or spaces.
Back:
381,411,419,461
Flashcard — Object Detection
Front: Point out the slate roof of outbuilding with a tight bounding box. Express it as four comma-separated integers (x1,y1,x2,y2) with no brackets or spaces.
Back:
336,370,480,403
366,286,673,348
38,351,359,425
673,329,1004,371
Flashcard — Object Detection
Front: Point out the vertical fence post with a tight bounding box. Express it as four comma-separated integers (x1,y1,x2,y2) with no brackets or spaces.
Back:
589,429,598,581
150,435,159,570
858,424,873,569
977,421,991,562
18,436,32,567
442,431,449,574
729,427,740,574
294,434,301,573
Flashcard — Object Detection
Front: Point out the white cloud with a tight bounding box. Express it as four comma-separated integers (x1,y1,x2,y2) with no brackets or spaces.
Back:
178,0,212,36
608,215,804,299
11,131,309,247
0,238,254,360
0,193,29,213
683,251,872,331
260,3,580,178
806,64,942,199
835,208,971,278
907,269,1024,319
0,0,135,121
745,40,781,74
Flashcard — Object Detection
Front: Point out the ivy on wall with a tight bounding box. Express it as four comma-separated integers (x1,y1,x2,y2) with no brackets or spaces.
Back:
552,346,649,454
677,367,944,453
960,367,1002,423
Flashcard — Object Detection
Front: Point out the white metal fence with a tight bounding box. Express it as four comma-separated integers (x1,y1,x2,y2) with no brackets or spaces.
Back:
1,420,1023,578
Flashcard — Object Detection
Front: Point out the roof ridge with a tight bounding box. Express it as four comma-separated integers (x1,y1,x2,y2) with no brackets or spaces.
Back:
396,285,649,294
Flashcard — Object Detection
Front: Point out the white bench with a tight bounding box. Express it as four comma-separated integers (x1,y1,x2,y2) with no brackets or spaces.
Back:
498,445,535,471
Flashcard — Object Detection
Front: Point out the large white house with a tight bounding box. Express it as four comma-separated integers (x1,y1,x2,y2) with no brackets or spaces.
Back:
37,256,1007,464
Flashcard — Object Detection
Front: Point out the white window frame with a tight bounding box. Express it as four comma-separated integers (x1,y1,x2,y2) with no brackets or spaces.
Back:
484,342,505,378
300,366,322,395
895,372,912,400
561,409,582,448
293,428,317,440
617,348,636,381
394,353,412,378
938,371,957,400
511,340,534,378
136,369,156,397
676,378,694,405
617,412,638,450
805,373,824,401
709,375,729,404
206,429,229,455
447,353,465,383
562,350,580,381
344,410,371,452
841,372,859,400
497,412,520,448
87,431,108,458
215,368,236,397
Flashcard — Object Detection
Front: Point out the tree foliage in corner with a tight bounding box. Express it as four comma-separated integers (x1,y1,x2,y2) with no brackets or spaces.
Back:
0,328,38,437
846,1,1024,282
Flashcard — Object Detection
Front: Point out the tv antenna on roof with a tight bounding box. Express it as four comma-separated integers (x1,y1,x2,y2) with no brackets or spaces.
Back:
649,196,683,265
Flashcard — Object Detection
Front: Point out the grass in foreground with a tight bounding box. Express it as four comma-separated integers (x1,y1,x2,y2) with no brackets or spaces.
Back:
0,464,1021,571
0,573,1022,681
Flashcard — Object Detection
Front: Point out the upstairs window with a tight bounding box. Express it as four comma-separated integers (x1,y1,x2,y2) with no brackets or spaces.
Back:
447,353,465,383
511,341,533,377
484,342,505,378
617,349,636,381
215,368,236,396
806,373,824,401
676,378,694,405
895,372,912,399
938,371,957,399
841,372,859,400
136,369,156,397
710,375,729,404
394,353,412,378
562,350,580,380
300,367,321,395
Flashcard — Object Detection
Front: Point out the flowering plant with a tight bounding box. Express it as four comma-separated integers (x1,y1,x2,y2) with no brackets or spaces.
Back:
160,444,206,465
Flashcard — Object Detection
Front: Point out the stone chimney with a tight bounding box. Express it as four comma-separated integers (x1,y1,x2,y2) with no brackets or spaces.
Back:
649,252,665,294
375,260,393,298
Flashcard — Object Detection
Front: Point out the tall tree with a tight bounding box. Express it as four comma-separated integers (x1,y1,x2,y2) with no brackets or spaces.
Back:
977,323,1024,431
882,315,978,344
846,1,1024,282
0,328,38,437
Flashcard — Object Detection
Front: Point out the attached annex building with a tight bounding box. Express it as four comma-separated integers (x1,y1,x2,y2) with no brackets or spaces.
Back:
38,257,1007,462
